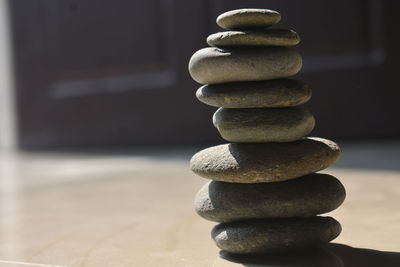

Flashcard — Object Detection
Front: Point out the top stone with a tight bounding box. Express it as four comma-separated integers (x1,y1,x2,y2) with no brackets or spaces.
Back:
217,9,281,30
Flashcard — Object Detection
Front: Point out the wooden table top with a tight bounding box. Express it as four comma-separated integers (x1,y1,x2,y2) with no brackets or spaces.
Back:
0,144,399,266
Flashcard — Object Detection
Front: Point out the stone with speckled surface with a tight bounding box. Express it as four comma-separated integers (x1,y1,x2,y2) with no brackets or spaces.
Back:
189,47,302,84
190,138,341,183
212,216,342,254
196,79,311,108
194,173,346,223
207,29,300,47
213,107,315,143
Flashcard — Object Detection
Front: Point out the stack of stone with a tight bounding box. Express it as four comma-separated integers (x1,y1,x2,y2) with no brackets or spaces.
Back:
188,9,346,254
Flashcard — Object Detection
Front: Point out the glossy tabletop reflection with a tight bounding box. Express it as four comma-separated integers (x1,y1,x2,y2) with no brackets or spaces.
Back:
0,142,399,267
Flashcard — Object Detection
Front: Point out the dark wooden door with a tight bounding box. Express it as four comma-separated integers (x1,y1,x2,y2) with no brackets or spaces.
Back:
9,0,400,149
10,0,211,149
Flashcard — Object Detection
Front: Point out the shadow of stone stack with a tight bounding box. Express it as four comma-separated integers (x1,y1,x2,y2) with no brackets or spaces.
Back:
188,8,346,254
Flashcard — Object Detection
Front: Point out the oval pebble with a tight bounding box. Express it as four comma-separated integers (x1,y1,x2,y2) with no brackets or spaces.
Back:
207,29,300,47
217,9,281,30
195,173,346,222
196,79,311,108
190,138,341,183
219,246,342,267
212,217,342,254
188,47,302,84
213,107,315,143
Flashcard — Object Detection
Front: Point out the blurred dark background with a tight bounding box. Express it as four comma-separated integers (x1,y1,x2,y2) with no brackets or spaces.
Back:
3,0,400,149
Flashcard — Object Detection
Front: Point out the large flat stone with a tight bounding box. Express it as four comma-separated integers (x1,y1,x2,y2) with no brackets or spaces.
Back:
213,107,315,143
189,47,302,84
190,138,341,183
219,246,342,267
212,217,342,254
195,173,346,222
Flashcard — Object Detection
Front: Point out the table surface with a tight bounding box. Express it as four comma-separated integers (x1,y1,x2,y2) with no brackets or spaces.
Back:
0,142,399,267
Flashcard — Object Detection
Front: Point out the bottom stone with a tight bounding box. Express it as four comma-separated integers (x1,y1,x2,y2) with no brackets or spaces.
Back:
211,217,341,254
219,246,342,267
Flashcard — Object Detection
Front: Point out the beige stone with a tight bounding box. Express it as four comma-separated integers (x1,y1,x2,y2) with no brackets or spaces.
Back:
195,174,346,222
190,138,341,183
207,29,300,47
217,9,281,30
212,217,342,254
188,47,302,84
213,107,315,143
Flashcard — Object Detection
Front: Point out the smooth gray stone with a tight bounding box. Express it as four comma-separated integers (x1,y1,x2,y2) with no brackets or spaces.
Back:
207,29,300,47
219,246,343,267
196,79,312,108
190,138,341,183
217,9,281,30
188,47,302,84
195,174,346,223
213,107,315,143
212,217,342,254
